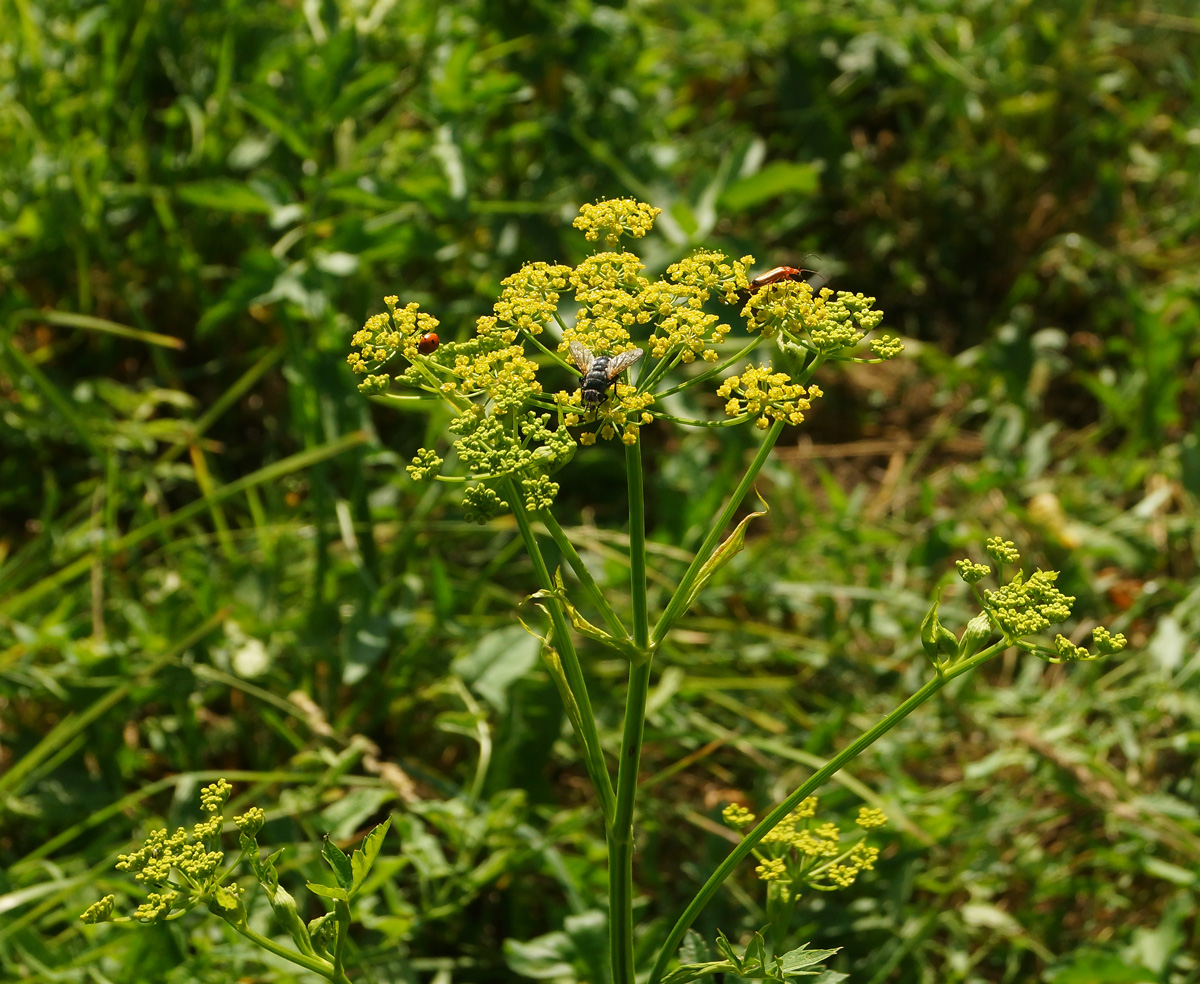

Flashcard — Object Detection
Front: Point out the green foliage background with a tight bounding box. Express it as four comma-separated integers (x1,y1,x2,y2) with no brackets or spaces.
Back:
2,0,1199,981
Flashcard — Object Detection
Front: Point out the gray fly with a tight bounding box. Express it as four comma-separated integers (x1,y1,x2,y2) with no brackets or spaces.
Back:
569,342,644,407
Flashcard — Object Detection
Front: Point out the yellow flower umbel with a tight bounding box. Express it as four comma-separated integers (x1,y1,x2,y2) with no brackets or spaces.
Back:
573,198,662,247
722,798,889,916
744,275,902,364
81,780,248,924
717,365,823,430
348,197,900,518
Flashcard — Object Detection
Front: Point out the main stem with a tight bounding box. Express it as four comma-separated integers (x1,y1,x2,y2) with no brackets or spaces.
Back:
646,643,1007,984
609,442,653,984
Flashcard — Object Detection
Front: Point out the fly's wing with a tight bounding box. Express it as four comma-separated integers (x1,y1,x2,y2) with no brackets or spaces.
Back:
567,341,595,374
604,347,644,379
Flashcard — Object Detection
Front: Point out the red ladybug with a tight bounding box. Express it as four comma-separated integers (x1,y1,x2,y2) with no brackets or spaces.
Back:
418,332,440,354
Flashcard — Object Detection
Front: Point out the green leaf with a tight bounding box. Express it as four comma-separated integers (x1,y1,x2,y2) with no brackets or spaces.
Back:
719,161,821,212
504,929,577,979
321,836,354,890
675,493,768,619
714,929,741,971
744,931,766,972
666,932,843,984
452,624,541,713
176,179,274,214
777,944,842,973
306,881,350,902
350,818,391,894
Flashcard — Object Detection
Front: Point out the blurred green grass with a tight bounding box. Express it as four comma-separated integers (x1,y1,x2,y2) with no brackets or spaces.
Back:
2,0,1199,981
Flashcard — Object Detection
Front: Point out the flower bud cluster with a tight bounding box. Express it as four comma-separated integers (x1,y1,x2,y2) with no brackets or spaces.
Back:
986,569,1075,637
88,781,237,924
954,538,1129,664
986,537,1021,564
1053,626,1129,662
956,559,992,583
463,484,507,524
666,250,753,306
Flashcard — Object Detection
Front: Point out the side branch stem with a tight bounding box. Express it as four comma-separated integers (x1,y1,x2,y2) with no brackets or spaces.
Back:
507,480,616,823
647,642,1008,984
652,418,785,645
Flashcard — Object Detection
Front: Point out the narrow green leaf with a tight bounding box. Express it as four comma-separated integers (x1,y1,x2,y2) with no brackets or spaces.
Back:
13,308,185,349
674,492,769,619
306,882,350,902
176,178,274,214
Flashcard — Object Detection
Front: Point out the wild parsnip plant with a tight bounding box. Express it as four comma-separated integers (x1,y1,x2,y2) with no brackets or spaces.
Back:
81,780,390,984
84,199,1127,982
346,199,1126,983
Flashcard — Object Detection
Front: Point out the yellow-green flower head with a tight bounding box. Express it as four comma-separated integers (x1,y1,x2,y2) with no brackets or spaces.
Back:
407,447,444,482
641,280,732,362
193,815,222,841
1092,626,1127,655
562,253,652,357
1052,627,1128,662
985,569,1076,637
80,895,116,924
849,842,880,870
826,862,860,887
573,198,662,247
806,292,877,352
234,807,266,836
554,375,656,446
666,250,755,305
722,803,757,830
744,282,887,358
986,537,1021,564
521,474,560,511
494,262,574,335
743,278,820,338
200,779,231,813
462,484,507,524
956,559,992,584
869,335,905,359
717,364,821,428
855,806,888,829
756,858,788,882
762,811,801,847
1053,635,1093,661
793,825,842,859
134,890,183,922
348,301,441,377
